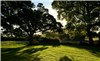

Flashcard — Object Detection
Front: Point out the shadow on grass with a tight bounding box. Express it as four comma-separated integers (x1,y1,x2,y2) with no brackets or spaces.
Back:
37,43,100,58
62,44,100,58
1,46,48,61
59,56,72,61
42,43,60,47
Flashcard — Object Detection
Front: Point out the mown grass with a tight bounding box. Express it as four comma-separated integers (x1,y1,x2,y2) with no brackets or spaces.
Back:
1,41,100,61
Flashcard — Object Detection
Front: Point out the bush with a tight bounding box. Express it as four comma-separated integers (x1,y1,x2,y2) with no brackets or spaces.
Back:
68,30,86,41
1,37,26,41
39,37,60,44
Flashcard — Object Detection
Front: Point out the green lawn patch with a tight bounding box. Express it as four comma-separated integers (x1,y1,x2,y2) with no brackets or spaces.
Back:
1,41,100,61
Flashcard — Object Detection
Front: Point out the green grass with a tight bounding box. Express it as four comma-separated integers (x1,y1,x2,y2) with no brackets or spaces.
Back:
1,41,100,61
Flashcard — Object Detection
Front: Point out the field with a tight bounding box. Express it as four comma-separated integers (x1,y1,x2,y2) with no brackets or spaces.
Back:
1,41,100,61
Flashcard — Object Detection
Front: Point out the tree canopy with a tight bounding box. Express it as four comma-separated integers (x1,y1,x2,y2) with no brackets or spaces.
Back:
52,1,100,45
1,1,62,44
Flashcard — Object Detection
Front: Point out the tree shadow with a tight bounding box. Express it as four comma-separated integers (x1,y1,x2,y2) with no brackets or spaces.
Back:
59,56,72,61
1,46,48,61
62,44,100,58
40,43,100,58
41,43,60,47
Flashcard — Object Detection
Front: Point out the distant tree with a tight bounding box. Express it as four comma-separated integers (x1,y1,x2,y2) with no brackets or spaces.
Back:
1,1,62,45
52,1,100,45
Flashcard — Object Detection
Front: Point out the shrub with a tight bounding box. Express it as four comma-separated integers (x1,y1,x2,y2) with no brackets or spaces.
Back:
39,37,60,44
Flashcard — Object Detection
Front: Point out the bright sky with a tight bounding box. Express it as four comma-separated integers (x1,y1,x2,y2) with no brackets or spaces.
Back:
31,0,67,27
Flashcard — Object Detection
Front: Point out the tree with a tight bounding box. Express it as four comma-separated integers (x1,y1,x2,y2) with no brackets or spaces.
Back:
52,1,100,45
1,1,62,45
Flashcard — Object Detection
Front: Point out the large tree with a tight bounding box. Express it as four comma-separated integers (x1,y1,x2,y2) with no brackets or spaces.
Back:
1,1,62,45
52,1,100,45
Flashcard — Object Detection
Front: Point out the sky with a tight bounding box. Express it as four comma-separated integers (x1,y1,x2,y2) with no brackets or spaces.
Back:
31,0,67,27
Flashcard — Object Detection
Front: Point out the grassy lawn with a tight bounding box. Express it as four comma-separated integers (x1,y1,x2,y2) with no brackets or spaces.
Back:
1,41,100,61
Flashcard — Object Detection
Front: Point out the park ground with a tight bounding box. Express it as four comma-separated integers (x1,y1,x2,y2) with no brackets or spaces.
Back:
1,41,100,61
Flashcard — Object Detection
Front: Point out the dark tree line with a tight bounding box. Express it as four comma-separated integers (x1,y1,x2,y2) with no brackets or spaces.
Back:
1,1,62,45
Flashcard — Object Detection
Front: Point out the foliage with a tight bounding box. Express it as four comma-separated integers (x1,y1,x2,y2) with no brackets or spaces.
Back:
1,37,26,41
68,30,86,41
42,31,61,39
52,1,100,45
1,1,62,44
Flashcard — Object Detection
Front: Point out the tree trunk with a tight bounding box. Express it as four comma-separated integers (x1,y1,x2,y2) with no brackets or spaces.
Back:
28,32,33,45
86,27,94,45
85,3,94,45
97,32,100,46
